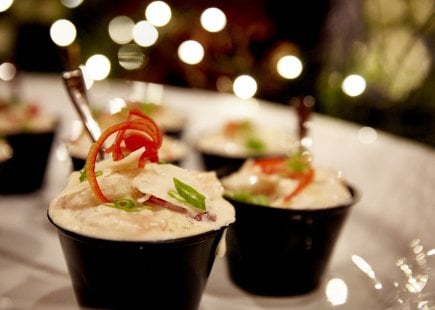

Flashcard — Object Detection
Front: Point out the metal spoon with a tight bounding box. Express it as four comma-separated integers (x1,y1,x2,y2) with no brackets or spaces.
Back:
62,68,104,159
62,68,101,144
293,96,315,152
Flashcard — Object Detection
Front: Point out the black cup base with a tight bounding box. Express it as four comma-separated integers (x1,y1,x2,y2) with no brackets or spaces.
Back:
226,257,321,297
49,213,226,310
199,152,246,178
0,130,56,194
224,187,357,297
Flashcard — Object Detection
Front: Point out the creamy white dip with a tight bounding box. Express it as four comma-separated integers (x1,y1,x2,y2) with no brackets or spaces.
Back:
147,104,186,132
49,149,235,241
221,159,352,209
98,104,185,133
0,104,57,134
67,132,188,164
195,121,298,157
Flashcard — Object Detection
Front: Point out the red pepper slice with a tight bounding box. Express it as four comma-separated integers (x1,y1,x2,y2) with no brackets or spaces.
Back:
254,157,288,175
253,156,314,202
146,195,188,213
283,167,314,202
85,109,163,203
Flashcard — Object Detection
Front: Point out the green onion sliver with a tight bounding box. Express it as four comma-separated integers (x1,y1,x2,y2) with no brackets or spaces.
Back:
172,177,206,210
107,198,147,212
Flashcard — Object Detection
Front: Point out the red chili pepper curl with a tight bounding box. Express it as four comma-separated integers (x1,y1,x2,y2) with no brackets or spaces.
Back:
253,157,315,203
85,110,163,203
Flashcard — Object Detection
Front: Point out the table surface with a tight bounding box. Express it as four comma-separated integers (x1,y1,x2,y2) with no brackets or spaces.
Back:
0,73,434,309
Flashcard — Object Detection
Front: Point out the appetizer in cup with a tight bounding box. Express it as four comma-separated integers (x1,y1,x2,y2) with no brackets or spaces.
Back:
221,152,358,296
67,130,189,171
66,104,189,170
48,109,235,309
194,119,298,177
99,100,186,138
0,100,58,194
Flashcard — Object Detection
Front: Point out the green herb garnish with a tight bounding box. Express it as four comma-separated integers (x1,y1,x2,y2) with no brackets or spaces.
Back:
237,120,254,134
245,137,265,153
79,167,102,182
139,102,158,115
107,198,148,212
285,151,311,173
227,191,270,206
168,178,206,210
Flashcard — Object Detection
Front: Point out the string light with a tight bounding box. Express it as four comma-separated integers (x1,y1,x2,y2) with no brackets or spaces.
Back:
49,19,77,47
276,55,303,79
200,7,226,32
145,1,172,27
0,62,16,81
60,0,83,8
50,3,314,102
233,75,257,99
108,16,134,44
85,54,111,81
132,21,159,47
178,40,204,65
118,44,147,70
342,74,367,97
0,0,13,12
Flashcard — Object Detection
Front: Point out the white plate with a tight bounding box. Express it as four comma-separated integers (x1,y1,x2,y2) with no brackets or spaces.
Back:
1,74,434,309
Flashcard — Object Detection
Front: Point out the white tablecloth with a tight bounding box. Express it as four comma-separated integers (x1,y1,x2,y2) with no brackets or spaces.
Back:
0,73,434,309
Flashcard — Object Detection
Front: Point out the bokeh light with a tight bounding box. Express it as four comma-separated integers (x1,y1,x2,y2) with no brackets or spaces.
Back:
276,55,303,79
49,19,77,47
216,75,232,92
177,40,204,65
233,75,257,99
145,1,172,27
85,54,111,81
326,278,348,306
118,44,147,70
358,126,378,144
200,7,226,32
132,21,159,47
342,74,366,97
0,62,16,81
60,0,83,8
108,97,127,114
108,16,134,44
0,0,13,12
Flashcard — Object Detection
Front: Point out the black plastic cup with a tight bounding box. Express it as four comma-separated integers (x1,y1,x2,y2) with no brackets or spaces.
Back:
48,213,227,310
198,151,247,178
224,186,358,296
197,150,292,179
70,155,86,171
0,130,56,194
163,127,184,140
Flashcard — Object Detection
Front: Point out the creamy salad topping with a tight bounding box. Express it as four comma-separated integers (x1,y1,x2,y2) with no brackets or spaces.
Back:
50,109,234,241
99,101,185,133
221,155,352,209
67,132,188,164
0,103,56,134
49,149,235,240
195,120,298,157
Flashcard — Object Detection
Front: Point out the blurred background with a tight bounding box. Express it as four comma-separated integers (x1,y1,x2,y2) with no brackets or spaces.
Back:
0,0,434,147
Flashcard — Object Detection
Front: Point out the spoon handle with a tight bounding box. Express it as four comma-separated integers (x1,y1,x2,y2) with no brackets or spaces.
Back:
62,68,101,143
294,96,314,151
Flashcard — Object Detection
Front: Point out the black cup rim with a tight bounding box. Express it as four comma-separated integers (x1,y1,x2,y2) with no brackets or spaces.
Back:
224,184,359,214
195,146,290,160
47,210,228,247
